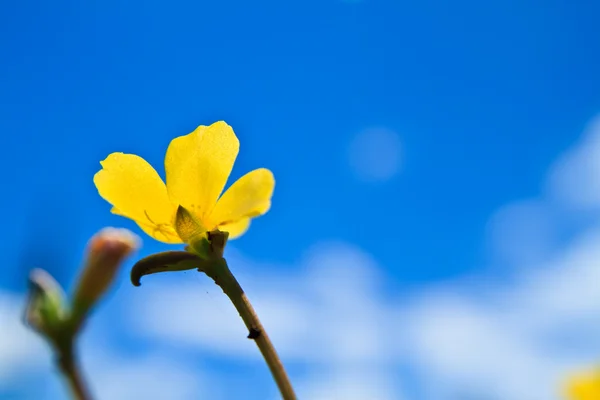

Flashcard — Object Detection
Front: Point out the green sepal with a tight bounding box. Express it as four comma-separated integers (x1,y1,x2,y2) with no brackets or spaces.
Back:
174,206,206,244
188,234,211,259
188,229,230,260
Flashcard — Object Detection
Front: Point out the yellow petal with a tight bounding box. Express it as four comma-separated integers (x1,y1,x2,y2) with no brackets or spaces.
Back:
112,208,181,244
209,168,274,228
565,368,600,400
165,121,239,222
218,218,251,239
93,153,181,244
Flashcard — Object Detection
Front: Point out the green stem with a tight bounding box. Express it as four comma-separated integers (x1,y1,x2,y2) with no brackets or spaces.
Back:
205,258,297,400
55,342,92,400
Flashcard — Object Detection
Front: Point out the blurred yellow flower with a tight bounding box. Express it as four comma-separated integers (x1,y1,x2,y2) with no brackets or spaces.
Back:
94,121,274,243
564,366,600,400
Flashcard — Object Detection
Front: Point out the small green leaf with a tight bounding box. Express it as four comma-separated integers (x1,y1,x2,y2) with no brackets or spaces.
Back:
130,251,202,286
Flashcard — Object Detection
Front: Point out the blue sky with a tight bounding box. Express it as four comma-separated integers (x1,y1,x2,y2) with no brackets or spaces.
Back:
1,1,600,399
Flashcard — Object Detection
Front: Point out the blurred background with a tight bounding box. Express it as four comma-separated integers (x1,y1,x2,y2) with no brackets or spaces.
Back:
1,1,600,399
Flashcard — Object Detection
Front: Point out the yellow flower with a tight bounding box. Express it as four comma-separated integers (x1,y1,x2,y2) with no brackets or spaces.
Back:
564,366,600,400
93,121,275,244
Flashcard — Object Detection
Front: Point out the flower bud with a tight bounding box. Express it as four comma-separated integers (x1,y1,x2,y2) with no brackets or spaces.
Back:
71,228,139,325
24,268,67,337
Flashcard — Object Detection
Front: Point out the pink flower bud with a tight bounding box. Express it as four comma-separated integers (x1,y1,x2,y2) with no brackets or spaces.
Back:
72,228,139,324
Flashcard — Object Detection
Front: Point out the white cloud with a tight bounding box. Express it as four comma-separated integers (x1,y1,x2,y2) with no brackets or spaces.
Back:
128,278,257,359
348,127,402,183
402,289,578,400
484,199,557,266
406,301,513,398
0,292,49,386
511,230,600,326
129,233,598,399
88,354,213,400
130,242,402,397
131,242,397,366
547,116,600,209
297,368,400,400
0,290,217,399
